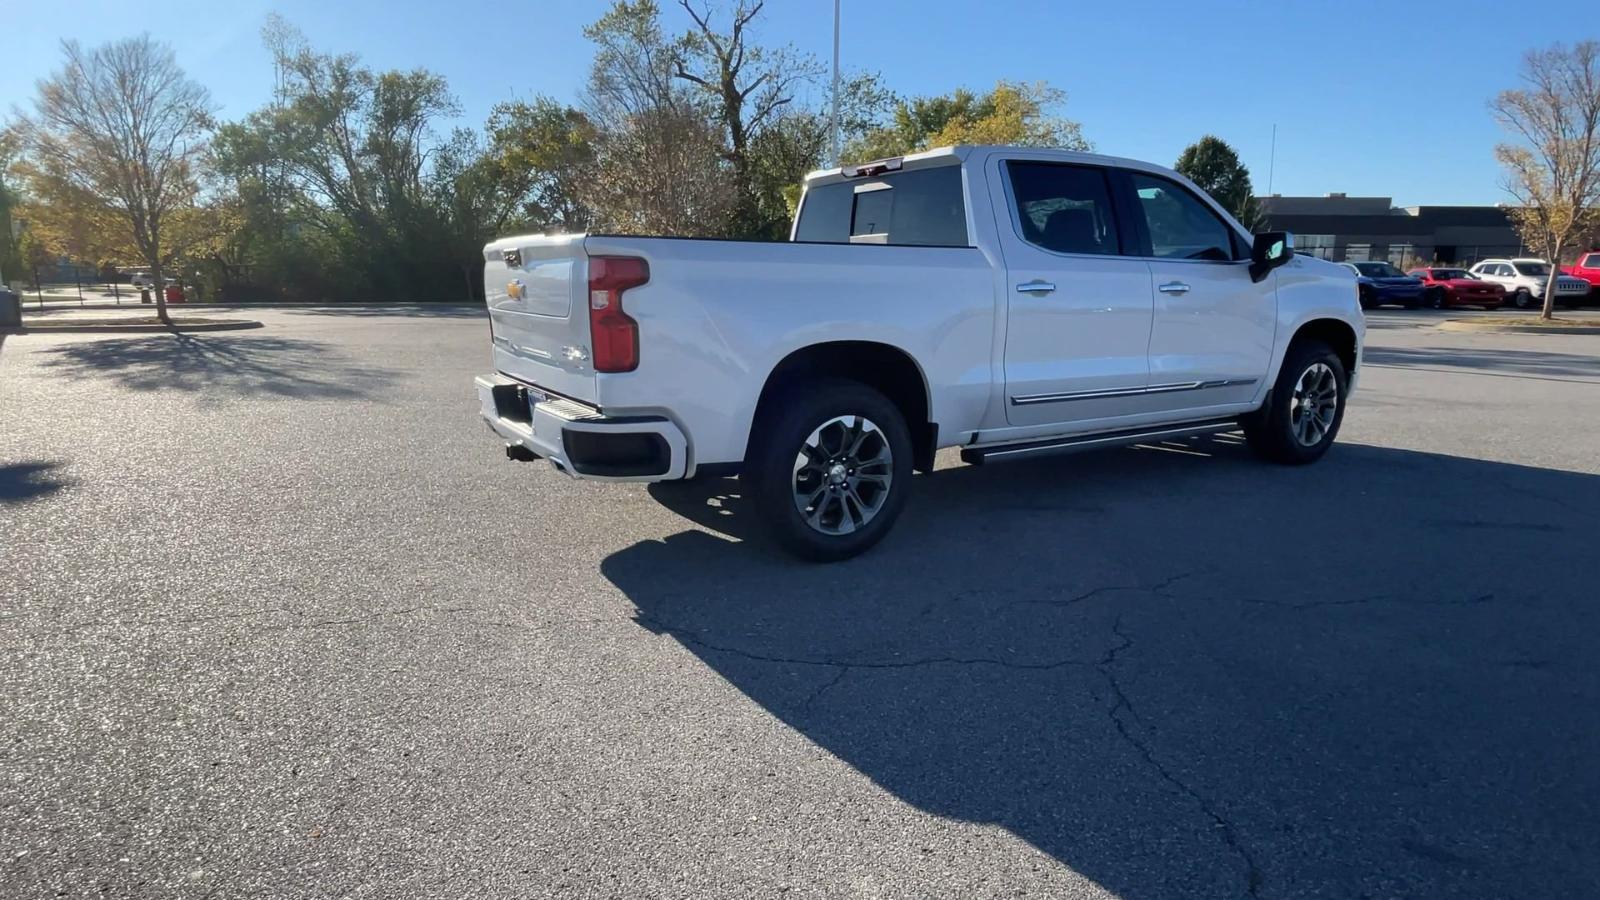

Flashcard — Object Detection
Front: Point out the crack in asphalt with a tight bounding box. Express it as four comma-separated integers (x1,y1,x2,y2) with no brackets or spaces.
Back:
633,612,1101,674
633,570,1209,681
1097,616,1263,898
640,591,1267,898
1242,592,1495,611
1006,570,1207,612
801,666,850,711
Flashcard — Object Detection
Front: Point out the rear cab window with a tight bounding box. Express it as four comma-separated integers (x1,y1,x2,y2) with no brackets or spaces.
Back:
794,165,969,247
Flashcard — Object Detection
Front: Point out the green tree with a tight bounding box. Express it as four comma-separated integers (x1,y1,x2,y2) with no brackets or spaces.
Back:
744,71,895,233
10,36,213,321
214,21,463,299
1,133,28,284
847,81,1088,162
1173,135,1261,228
431,99,598,299
1492,41,1600,320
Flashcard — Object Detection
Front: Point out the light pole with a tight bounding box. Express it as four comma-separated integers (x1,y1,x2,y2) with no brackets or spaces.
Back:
829,0,841,167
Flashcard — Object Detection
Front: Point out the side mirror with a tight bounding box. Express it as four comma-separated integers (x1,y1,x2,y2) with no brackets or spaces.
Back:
1249,231,1294,282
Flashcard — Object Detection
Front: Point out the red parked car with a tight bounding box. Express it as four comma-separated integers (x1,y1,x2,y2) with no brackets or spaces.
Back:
1566,251,1600,301
1406,267,1506,309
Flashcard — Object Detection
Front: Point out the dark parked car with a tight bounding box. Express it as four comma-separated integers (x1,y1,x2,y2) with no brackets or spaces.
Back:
1405,267,1506,309
1343,261,1425,309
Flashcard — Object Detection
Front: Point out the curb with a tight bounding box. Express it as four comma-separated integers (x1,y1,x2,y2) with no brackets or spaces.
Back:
1438,319,1600,336
8,320,265,335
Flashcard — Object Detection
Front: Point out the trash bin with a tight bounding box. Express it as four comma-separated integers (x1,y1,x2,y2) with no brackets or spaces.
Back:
140,288,152,305
165,284,186,304
0,288,20,328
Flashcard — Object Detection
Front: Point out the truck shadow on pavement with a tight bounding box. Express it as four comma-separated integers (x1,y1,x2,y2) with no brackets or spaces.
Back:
603,438,1600,898
33,333,395,400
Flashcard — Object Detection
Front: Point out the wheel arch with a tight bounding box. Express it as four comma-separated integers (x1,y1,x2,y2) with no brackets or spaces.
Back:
749,341,937,472
1288,317,1359,378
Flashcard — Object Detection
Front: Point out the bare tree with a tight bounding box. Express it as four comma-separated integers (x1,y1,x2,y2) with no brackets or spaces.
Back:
11,36,213,322
1492,41,1600,320
583,0,697,125
583,107,734,236
673,0,821,230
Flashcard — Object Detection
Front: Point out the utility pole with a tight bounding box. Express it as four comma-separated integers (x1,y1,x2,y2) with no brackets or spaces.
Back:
1267,123,1277,195
830,0,841,167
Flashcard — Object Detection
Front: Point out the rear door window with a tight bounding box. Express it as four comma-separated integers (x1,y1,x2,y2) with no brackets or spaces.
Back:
1004,162,1121,255
794,165,969,246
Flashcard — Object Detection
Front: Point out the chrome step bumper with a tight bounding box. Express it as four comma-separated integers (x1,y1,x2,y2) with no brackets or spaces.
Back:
476,374,689,481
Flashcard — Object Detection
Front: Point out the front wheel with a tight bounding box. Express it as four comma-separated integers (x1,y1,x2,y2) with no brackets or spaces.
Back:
1511,288,1533,309
1240,341,1348,465
744,378,914,562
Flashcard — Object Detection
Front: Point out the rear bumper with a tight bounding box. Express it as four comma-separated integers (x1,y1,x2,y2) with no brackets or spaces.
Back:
476,374,688,481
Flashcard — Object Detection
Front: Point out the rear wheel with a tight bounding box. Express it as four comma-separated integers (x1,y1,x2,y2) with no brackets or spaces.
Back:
1240,340,1348,465
744,378,914,562
1426,287,1446,310
1358,287,1377,310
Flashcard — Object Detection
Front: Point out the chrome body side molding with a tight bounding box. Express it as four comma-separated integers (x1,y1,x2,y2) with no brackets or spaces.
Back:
1010,378,1258,407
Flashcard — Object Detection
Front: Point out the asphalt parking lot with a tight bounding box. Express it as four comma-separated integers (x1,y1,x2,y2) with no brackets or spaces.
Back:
3,306,1598,899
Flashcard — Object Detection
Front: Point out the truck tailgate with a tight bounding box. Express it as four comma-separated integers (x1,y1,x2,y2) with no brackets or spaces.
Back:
484,234,596,403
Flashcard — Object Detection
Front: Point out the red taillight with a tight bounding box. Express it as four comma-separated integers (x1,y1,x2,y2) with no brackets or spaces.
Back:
587,256,649,373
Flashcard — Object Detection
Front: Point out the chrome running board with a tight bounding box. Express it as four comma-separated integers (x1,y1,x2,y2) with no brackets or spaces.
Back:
960,417,1238,465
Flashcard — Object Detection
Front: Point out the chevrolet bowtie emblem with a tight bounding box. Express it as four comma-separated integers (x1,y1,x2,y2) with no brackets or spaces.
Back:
506,279,526,300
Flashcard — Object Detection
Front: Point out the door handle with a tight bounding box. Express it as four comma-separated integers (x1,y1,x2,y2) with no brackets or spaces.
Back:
1016,280,1057,294
1157,281,1191,295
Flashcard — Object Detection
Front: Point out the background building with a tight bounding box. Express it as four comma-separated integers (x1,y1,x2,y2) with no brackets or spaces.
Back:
1258,195,1525,267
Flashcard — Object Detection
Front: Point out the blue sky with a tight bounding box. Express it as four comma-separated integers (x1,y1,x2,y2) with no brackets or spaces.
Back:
5,0,1592,205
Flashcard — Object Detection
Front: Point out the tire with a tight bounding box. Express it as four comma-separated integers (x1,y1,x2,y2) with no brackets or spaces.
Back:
1239,340,1349,465
743,378,914,562
1511,288,1533,309
1426,287,1446,310
1358,287,1376,310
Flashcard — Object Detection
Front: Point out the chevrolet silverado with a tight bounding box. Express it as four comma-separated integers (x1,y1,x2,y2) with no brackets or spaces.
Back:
477,145,1364,560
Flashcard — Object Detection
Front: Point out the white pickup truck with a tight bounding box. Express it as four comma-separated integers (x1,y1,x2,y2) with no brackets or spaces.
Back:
477,145,1363,560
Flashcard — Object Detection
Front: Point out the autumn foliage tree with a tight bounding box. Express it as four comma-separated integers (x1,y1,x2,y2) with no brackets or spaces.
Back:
11,36,213,321
847,81,1089,162
1492,41,1600,320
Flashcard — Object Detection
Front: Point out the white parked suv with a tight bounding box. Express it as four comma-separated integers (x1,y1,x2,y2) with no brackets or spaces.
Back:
1468,258,1589,308
476,145,1364,560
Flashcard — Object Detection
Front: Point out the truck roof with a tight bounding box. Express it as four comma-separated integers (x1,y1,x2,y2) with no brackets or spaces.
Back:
803,145,1179,187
